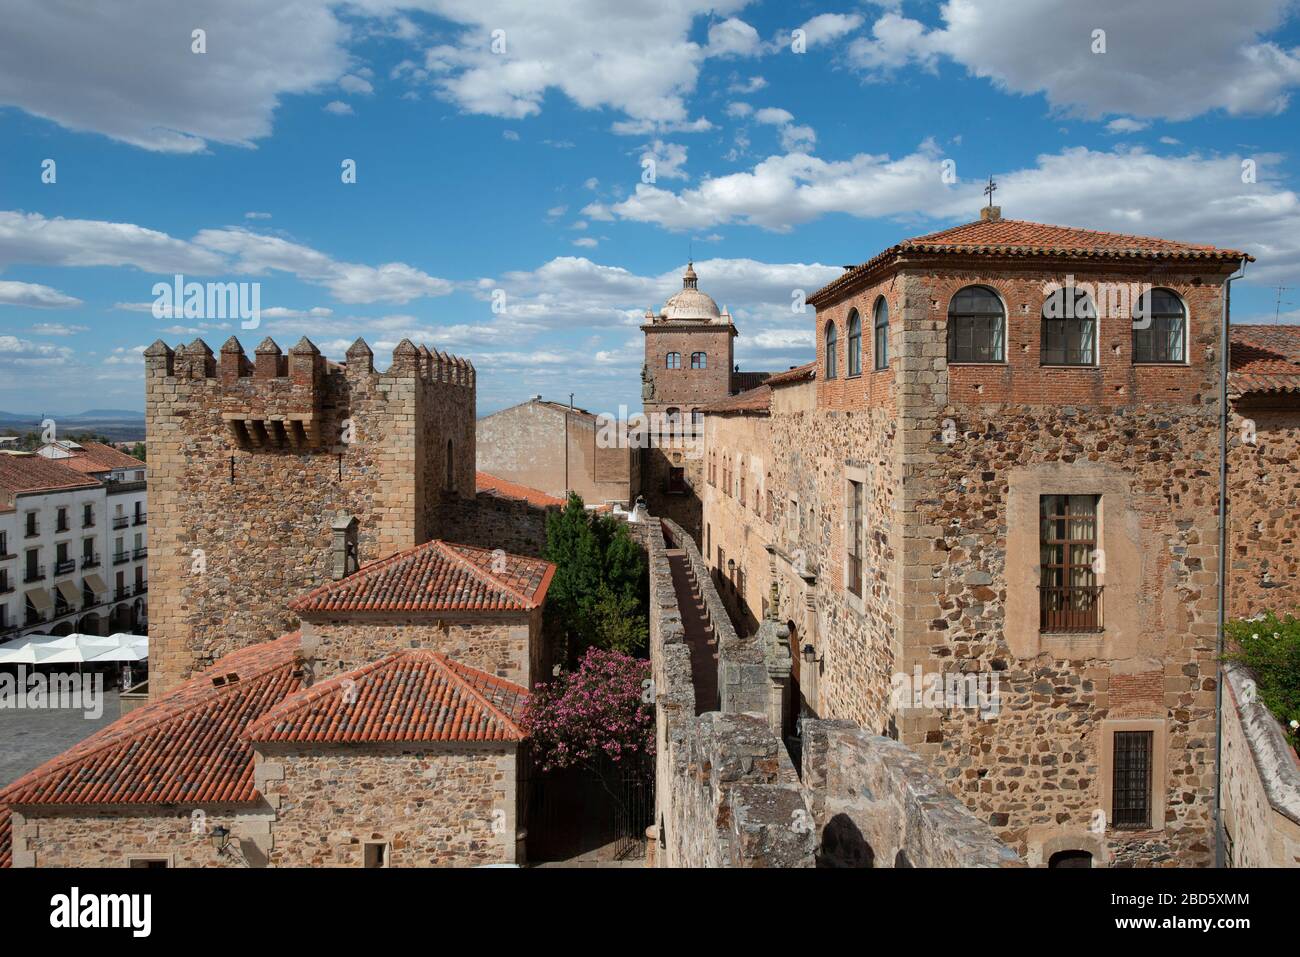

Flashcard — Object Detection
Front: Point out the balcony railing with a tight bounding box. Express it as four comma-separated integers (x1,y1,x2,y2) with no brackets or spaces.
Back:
134,582,148,595
113,552,129,565
24,610,46,627
0,580,12,595
1039,584,1104,634
112,516,130,529
133,512,148,525
114,586,130,601
82,552,101,568
25,524,39,538
23,565,46,583
83,517,95,528
54,558,76,575
56,520,70,533
133,546,148,560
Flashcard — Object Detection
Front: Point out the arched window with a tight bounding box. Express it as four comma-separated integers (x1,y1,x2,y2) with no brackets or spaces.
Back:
691,352,707,369
1041,286,1096,366
445,438,454,492
846,310,862,377
947,286,1005,363
873,296,889,370
665,352,682,369
824,321,838,379
1133,288,1186,364
690,409,703,427
664,406,681,425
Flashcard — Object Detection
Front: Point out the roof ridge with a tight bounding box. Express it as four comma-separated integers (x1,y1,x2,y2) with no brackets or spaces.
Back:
908,217,1223,250
434,653,527,737
436,541,539,608
287,538,436,611
244,650,405,738
0,639,300,802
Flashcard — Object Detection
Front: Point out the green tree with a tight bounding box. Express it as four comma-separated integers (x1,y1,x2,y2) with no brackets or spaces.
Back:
543,493,649,658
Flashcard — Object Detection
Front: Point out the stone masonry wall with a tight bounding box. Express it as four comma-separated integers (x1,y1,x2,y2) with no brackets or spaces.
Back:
301,610,540,687
258,743,517,867
145,336,475,696
435,493,552,559
1220,664,1300,867
1228,400,1300,617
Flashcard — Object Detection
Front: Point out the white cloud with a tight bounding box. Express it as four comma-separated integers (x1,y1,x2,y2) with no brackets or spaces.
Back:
502,129,520,141
707,18,762,58
793,13,865,48
0,280,82,308
0,335,73,367
643,140,690,180
847,0,1300,121
1105,118,1150,134
407,0,748,132
0,0,350,152
28,322,88,336
727,75,767,93
754,107,795,126
338,73,374,95
323,100,354,115
726,101,753,118
573,237,599,248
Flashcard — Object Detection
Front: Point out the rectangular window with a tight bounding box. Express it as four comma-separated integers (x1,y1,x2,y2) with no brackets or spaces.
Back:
1111,731,1153,829
1041,316,1096,366
706,524,711,556
0,530,7,555
363,842,389,868
1039,495,1102,632
948,315,1005,363
25,512,37,537
1133,315,1186,363
668,467,685,493
83,503,94,528
691,352,707,369
56,507,69,532
847,480,863,597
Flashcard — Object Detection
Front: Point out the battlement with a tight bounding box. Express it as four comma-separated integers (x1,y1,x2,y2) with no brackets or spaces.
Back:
145,335,475,451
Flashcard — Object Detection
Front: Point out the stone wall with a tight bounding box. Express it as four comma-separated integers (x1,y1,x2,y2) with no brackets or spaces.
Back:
802,720,1021,867
258,743,518,867
7,805,265,867
436,492,552,558
301,609,542,687
1228,400,1300,617
1220,663,1300,867
145,336,476,695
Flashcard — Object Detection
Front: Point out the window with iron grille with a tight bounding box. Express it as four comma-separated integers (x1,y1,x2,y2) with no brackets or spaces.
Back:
847,479,863,597
1132,288,1186,364
847,310,861,377
947,286,1005,363
1112,730,1153,829
1041,289,1096,366
1039,494,1102,632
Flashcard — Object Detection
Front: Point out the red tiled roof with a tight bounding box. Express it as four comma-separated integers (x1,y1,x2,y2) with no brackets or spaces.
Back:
1230,324,1300,395
731,371,772,392
48,441,145,474
476,471,565,507
700,384,772,415
246,650,527,744
809,218,1253,306
289,539,554,615
0,634,306,807
0,454,101,497
765,361,817,387
0,807,10,868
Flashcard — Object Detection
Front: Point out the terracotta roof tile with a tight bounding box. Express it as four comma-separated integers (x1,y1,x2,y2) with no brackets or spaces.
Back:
810,218,1253,306
0,634,305,807
0,454,101,497
289,539,554,615
47,441,145,474
764,361,817,387
700,384,772,415
1230,324,1300,395
475,471,566,507
246,650,527,744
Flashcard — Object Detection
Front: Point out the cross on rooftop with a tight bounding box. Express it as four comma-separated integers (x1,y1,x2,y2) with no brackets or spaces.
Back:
984,175,997,209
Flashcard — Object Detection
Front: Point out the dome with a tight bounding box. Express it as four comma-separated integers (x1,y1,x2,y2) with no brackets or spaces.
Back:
657,262,727,322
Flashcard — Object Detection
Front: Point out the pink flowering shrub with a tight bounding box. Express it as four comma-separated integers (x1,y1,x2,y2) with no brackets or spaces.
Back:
521,647,654,771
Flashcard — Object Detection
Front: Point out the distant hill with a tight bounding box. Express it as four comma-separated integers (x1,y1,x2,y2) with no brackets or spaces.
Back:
0,408,145,442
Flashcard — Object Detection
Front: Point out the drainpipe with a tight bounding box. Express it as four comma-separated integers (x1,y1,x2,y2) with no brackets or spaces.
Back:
1213,257,1248,868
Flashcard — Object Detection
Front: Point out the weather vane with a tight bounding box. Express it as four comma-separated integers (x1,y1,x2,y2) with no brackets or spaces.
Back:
984,175,997,209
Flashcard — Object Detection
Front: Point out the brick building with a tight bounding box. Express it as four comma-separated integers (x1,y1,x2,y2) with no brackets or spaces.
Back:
641,263,770,540
696,210,1298,867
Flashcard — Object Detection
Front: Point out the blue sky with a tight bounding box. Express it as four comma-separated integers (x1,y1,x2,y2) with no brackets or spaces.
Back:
2,0,1299,417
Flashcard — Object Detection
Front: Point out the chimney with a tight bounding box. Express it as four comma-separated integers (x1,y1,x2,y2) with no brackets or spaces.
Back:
980,205,1001,222
330,511,359,580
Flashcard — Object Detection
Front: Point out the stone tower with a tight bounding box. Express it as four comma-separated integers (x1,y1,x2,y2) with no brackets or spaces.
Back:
640,263,737,540
144,335,476,695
